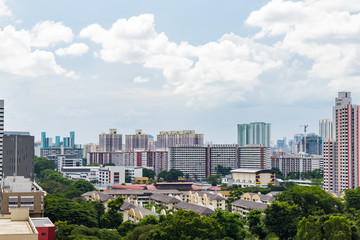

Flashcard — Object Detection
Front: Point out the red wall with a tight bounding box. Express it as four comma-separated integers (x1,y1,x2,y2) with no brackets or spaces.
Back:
36,226,55,240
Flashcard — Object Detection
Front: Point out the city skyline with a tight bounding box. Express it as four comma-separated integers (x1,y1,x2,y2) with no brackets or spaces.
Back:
0,0,359,144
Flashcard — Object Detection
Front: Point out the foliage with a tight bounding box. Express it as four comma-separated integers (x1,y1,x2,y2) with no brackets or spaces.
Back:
297,215,322,240
344,187,360,210
45,195,98,227
87,162,100,166
100,197,124,229
147,209,221,240
271,167,284,180
276,186,342,217
103,163,115,166
323,216,352,240
247,209,268,239
215,165,232,176
143,168,156,179
118,221,136,237
285,171,300,180
56,223,121,240
157,169,184,182
210,210,248,240
207,174,222,186
264,201,301,240
34,156,56,176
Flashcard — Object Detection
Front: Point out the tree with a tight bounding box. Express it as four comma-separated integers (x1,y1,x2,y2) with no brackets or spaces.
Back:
143,168,156,179
264,201,301,240
207,174,221,186
100,197,124,229
147,209,221,240
211,210,248,240
71,179,95,193
247,209,267,239
34,156,56,176
271,167,284,179
276,186,342,217
324,216,352,240
103,163,115,166
215,165,232,176
45,195,98,227
286,171,300,180
345,187,360,210
297,215,322,240
56,224,121,240
117,221,136,237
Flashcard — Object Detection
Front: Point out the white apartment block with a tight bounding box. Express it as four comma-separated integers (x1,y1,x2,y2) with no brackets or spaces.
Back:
210,144,239,175
169,145,208,181
323,92,360,193
239,144,270,169
271,153,322,176
87,150,169,175
0,100,3,179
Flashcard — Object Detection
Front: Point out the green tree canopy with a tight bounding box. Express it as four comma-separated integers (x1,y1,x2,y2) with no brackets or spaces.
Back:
264,201,301,240
344,187,360,210
143,168,156,179
207,174,222,186
324,216,352,240
297,215,322,240
246,209,268,239
34,156,56,176
100,197,124,229
276,186,342,217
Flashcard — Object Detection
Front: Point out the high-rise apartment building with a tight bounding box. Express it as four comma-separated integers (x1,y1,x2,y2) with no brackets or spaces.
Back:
319,119,333,140
3,132,34,179
237,122,271,147
297,133,322,155
0,100,3,179
99,129,122,152
271,153,322,176
125,129,149,151
323,92,360,193
156,130,204,149
239,144,271,169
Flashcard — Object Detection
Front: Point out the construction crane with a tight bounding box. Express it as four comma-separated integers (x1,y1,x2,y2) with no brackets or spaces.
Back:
299,125,308,153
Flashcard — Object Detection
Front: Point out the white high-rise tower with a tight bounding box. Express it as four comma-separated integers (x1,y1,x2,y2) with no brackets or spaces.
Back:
319,119,333,140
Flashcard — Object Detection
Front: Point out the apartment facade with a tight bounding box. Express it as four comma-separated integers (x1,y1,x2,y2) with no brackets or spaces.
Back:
0,100,3,179
271,153,322,176
156,130,203,149
99,129,122,152
125,129,149,151
319,119,333,140
239,144,271,169
323,92,360,193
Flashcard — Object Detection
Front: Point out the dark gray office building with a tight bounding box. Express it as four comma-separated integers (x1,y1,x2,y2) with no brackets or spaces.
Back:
3,131,34,179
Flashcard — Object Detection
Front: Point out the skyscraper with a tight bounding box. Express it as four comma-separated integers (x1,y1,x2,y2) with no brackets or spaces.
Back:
323,92,360,193
0,100,3,179
237,122,271,147
99,129,122,152
125,129,149,151
319,119,333,140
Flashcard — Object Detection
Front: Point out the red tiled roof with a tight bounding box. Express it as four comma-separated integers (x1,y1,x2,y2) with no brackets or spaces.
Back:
146,184,157,190
191,186,203,190
207,186,221,191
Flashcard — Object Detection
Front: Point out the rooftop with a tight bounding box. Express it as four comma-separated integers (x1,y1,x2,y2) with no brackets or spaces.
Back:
30,218,55,227
0,218,35,235
232,199,268,210
174,202,215,215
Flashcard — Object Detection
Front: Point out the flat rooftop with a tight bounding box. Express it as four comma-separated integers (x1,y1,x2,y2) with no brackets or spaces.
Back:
31,218,54,227
0,218,35,234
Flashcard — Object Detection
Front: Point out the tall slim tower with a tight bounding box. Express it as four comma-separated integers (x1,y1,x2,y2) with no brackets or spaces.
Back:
323,92,360,193
99,129,122,152
319,119,333,140
0,100,3,179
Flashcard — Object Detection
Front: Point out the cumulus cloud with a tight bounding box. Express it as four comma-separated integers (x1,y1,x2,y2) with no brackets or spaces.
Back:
0,0,10,17
0,23,76,77
80,14,281,106
30,21,74,48
246,0,360,84
55,43,89,57
133,76,149,83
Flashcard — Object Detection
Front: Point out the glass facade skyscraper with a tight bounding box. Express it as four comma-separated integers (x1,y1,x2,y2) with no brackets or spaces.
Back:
237,122,271,147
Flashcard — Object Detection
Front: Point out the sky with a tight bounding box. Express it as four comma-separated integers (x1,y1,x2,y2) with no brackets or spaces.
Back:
1,0,360,145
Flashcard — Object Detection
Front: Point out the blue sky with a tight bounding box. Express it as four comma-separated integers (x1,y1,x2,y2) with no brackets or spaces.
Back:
0,0,359,144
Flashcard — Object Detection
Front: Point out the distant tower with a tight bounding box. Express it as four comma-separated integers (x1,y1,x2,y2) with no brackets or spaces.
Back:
70,131,75,148
319,119,333,140
237,122,271,147
323,92,360,193
99,129,122,152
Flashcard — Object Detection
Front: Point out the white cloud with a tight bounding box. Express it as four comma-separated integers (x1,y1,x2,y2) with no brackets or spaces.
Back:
133,76,149,83
30,21,74,48
0,0,10,17
0,24,75,77
55,43,89,57
80,14,281,106
125,110,147,117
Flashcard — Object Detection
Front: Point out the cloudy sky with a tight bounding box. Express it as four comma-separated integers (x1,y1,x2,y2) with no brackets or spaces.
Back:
0,0,359,144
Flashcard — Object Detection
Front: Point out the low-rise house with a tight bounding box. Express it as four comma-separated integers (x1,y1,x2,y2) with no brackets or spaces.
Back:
231,199,268,217
120,202,161,223
231,169,275,188
187,191,226,210
174,202,216,216
241,192,275,204
149,193,180,210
